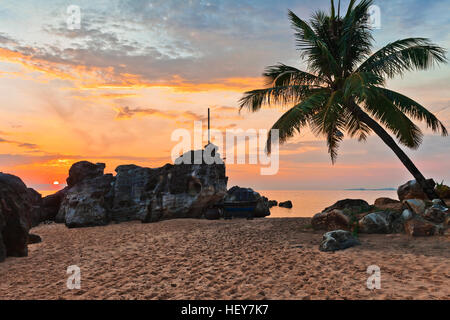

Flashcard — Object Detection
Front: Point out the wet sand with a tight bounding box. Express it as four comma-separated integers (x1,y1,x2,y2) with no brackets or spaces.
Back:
0,218,449,300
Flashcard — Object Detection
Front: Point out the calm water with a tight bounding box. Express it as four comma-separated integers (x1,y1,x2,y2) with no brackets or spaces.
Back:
261,190,398,218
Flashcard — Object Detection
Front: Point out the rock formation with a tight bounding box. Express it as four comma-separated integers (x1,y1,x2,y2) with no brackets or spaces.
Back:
0,173,33,260
311,199,369,231
52,149,228,227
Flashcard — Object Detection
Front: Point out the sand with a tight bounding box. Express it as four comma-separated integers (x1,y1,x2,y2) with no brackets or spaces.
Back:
0,218,449,300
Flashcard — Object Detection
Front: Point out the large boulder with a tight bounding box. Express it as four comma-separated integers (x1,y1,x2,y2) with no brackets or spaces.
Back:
312,209,351,231
58,174,115,228
404,217,444,237
43,187,68,223
312,199,369,231
319,230,360,252
397,179,435,201
222,186,270,218
358,211,404,234
374,198,403,212
323,199,370,213
66,161,105,188
0,173,32,259
27,188,44,227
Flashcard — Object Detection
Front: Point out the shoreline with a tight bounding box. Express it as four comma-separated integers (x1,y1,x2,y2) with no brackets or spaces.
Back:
1,217,448,300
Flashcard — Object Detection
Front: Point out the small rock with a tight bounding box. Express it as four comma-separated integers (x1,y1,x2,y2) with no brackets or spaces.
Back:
402,209,414,221
279,201,293,209
319,230,360,252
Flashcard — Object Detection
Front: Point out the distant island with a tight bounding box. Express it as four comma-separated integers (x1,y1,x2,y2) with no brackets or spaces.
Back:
344,188,396,191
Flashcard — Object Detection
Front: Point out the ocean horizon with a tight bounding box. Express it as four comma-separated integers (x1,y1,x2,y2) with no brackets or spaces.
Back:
259,189,399,218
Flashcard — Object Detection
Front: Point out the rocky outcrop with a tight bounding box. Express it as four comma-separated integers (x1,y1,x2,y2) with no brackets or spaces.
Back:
137,161,227,223
312,199,369,231
53,149,228,227
279,201,293,209
319,230,360,252
0,173,32,259
397,179,435,201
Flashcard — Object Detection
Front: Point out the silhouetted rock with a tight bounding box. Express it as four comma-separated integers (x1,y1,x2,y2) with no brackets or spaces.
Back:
55,150,229,227
319,230,360,252
59,174,115,228
26,188,44,227
268,200,278,208
0,173,32,259
223,186,270,218
44,187,68,223
279,201,293,209
398,179,435,201
66,161,105,188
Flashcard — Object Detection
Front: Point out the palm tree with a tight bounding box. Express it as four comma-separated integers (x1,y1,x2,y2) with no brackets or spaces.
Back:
239,0,447,200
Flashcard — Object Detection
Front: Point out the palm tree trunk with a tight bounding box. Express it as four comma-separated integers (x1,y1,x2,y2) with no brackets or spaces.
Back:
349,102,440,200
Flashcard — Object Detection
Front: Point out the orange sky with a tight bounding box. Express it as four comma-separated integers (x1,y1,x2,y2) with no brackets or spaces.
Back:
0,0,449,195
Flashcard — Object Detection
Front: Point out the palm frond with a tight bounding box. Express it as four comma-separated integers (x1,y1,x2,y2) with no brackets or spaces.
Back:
263,64,327,87
363,89,424,148
239,85,319,112
266,91,329,153
358,38,447,78
374,87,448,136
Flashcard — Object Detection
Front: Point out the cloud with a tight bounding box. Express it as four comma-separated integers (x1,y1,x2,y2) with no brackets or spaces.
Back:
0,136,39,150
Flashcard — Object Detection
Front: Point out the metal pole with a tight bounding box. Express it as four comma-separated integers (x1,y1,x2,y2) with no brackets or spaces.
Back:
208,107,211,144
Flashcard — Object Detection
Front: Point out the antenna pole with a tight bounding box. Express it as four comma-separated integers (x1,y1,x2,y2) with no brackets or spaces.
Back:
208,107,211,144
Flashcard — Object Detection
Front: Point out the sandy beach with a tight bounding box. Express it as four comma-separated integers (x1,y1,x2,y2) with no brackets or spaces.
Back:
1,218,448,300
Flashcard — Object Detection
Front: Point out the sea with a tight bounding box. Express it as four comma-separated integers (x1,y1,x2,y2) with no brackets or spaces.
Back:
260,189,398,218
